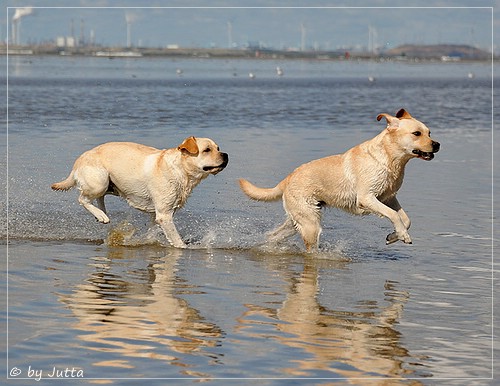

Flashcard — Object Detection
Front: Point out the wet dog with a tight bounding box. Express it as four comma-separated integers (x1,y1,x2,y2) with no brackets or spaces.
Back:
52,137,228,248
239,109,439,252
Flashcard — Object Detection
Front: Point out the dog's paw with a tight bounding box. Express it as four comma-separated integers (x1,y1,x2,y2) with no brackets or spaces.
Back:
170,241,187,249
95,214,110,224
386,233,398,245
386,231,412,245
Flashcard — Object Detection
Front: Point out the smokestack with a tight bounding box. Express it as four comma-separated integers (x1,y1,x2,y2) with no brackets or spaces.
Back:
12,7,33,22
11,7,33,45
80,19,85,46
227,21,233,49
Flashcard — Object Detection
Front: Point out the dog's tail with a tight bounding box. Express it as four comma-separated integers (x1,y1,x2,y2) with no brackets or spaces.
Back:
51,172,76,191
239,178,283,202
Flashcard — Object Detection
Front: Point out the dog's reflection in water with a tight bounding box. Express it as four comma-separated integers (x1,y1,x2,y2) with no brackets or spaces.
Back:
59,248,223,374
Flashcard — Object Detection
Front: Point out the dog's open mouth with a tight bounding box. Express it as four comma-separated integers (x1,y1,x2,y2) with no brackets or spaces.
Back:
203,165,223,172
203,155,229,174
412,149,435,161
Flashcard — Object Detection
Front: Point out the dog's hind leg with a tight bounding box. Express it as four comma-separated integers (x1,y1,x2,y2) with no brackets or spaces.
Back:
295,214,322,253
267,217,297,244
284,197,323,252
96,196,107,214
79,193,110,223
75,167,111,223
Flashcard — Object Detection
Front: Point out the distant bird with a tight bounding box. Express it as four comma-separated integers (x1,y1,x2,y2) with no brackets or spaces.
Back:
249,72,256,79
276,66,284,76
368,76,376,82
176,68,183,76
468,72,475,79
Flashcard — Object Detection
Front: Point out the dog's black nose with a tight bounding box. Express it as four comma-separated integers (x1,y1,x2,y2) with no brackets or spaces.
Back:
432,141,440,152
220,153,229,168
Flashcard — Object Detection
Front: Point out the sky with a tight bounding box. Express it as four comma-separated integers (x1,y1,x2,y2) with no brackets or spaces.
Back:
2,0,497,53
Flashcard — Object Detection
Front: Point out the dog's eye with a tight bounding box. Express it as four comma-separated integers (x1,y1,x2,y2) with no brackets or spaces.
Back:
203,148,211,153
412,131,422,137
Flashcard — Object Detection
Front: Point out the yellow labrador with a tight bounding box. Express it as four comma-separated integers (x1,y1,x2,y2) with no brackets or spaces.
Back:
52,137,228,248
240,109,440,252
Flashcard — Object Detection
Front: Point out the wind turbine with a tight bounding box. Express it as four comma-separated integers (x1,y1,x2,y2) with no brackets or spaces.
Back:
125,12,137,48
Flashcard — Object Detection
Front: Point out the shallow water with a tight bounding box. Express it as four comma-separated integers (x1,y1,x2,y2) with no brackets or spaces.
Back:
2,56,497,384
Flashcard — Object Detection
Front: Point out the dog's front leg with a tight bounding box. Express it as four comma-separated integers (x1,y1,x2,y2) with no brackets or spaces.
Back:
155,211,187,248
385,196,411,230
358,194,412,244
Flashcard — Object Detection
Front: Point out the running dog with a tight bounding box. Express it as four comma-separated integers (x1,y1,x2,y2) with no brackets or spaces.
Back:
52,137,228,248
239,109,439,252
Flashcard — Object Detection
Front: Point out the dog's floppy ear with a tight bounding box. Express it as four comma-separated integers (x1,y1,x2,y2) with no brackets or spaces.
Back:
395,109,413,119
178,136,199,155
377,113,392,122
377,113,400,132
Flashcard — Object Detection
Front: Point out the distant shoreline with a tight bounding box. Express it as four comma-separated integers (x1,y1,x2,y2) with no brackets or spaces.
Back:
1,44,493,63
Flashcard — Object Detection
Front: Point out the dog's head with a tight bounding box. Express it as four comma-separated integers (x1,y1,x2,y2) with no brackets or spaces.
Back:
377,109,440,161
178,136,228,175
